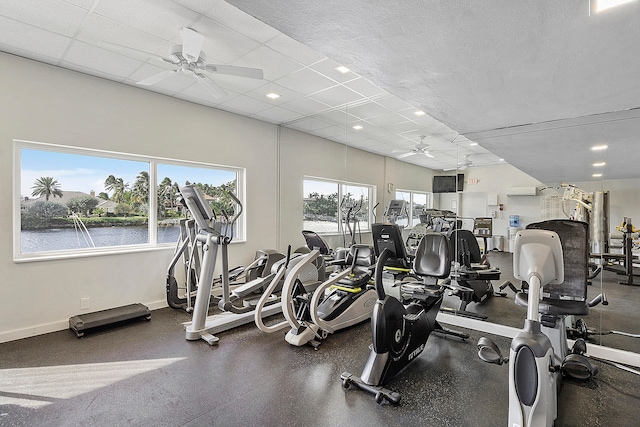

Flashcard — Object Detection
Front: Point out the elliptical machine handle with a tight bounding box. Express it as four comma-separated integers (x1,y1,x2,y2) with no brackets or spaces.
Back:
375,248,392,300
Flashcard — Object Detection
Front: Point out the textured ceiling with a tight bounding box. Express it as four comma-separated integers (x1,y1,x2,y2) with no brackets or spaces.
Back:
227,0,640,184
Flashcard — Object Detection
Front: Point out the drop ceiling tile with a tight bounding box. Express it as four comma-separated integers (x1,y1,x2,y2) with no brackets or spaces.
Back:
62,40,144,78
173,0,223,15
279,96,331,117
93,0,200,40
221,94,273,114
310,58,359,84
286,117,333,132
312,125,346,139
266,33,327,66
232,45,304,82
312,109,359,127
385,120,422,135
276,67,337,96
205,1,282,43
254,106,304,124
0,17,71,60
346,101,392,120
344,77,388,98
178,82,240,105
78,14,169,57
245,82,302,106
310,85,365,107
375,94,415,111
192,16,262,64
0,0,87,38
63,0,95,10
201,72,266,94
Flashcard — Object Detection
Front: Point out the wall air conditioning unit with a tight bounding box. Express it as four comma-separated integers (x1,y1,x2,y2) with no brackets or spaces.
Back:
506,187,537,196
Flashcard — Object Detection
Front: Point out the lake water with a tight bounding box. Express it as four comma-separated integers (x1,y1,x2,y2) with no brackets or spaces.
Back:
20,226,182,253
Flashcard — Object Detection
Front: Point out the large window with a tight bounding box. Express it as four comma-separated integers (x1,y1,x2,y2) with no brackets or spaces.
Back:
394,190,431,228
303,178,374,235
15,141,244,260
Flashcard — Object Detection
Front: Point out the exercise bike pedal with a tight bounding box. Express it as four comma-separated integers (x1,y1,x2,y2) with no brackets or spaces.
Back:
403,311,423,324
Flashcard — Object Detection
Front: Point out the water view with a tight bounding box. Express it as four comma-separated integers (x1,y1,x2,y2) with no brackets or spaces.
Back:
21,226,182,253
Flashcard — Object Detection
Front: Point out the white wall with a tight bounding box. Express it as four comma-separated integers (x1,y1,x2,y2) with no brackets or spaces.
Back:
277,128,436,251
0,53,278,342
2,52,635,343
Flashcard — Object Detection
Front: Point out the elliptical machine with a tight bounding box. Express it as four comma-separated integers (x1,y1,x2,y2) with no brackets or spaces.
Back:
341,232,469,404
255,245,377,349
477,229,598,426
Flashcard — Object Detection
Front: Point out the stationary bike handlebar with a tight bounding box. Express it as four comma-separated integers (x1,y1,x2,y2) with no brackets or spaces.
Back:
375,248,393,300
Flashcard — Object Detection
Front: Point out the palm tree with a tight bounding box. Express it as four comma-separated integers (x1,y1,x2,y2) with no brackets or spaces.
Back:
31,177,63,201
104,175,128,203
132,171,150,205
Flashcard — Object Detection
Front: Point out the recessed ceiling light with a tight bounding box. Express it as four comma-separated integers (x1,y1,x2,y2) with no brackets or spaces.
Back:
499,158,505,162
414,111,426,116
266,92,280,99
469,142,478,146
592,173,603,177
596,0,637,12
335,66,350,74
352,125,363,130
591,144,608,151
593,162,606,167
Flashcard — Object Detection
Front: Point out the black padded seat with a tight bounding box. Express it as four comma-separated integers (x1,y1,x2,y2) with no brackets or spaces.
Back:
413,233,451,279
514,293,590,316
333,244,375,288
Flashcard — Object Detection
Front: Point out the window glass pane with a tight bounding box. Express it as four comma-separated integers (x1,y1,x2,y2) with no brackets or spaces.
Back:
394,191,410,227
412,193,427,225
303,180,339,233
157,164,238,244
341,184,370,231
20,148,149,253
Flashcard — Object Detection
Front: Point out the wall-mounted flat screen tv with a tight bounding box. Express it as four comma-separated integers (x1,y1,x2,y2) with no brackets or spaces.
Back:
433,174,464,193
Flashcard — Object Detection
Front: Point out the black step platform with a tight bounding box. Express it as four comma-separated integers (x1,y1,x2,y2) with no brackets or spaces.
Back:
69,303,151,337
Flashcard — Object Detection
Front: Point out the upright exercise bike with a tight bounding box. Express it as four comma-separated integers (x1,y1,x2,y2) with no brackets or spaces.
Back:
341,232,469,404
477,229,598,426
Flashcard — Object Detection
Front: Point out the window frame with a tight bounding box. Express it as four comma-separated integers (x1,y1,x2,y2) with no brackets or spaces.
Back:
302,176,376,236
394,189,433,228
13,140,245,262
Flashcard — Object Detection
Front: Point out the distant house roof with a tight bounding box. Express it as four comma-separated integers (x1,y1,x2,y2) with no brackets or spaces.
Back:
21,191,109,207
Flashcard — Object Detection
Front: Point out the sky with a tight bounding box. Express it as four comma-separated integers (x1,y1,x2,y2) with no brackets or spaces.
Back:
21,148,236,198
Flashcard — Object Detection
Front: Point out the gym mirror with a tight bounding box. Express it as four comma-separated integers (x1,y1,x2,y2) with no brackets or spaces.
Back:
280,95,640,357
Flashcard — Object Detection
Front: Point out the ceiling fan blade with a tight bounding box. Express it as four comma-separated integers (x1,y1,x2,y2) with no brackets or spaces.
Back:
193,73,228,98
423,152,435,158
205,64,264,80
181,27,205,63
396,152,416,159
137,69,177,86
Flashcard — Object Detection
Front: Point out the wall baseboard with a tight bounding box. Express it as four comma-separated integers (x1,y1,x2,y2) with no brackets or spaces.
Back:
0,300,168,344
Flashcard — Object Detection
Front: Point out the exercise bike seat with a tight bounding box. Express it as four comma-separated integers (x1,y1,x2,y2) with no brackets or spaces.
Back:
514,293,590,316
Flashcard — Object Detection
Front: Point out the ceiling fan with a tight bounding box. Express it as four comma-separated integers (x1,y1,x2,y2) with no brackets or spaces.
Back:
444,155,473,171
395,136,435,159
101,27,263,98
